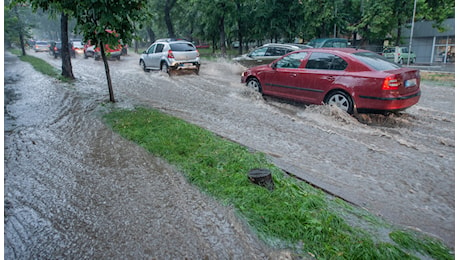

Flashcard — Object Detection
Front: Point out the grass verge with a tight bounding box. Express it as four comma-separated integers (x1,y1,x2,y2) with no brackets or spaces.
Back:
10,49,70,82
420,71,455,87
103,107,454,259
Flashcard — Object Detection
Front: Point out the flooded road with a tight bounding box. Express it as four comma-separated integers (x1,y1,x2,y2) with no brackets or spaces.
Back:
4,52,279,259
5,49,455,255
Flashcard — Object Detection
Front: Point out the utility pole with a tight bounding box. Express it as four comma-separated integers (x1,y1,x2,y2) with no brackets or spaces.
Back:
407,0,416,66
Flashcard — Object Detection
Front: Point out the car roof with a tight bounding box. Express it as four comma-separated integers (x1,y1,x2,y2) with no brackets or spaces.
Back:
302,47,366,54
261,43,310,49
155,38,192,44
308,38,348,43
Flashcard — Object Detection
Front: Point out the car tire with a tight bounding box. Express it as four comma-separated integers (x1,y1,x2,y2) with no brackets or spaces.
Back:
161,62,170,75
246,77,262,93
324,90,354,114
140,60,149,72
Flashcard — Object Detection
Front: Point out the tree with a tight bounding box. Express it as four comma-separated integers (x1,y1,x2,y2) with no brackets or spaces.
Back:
5,1,33,54
24,0,75,79
27,0,147,102
74,0,146,102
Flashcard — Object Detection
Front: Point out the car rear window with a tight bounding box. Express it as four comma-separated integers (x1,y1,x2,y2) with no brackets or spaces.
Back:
170,43,196,52
36,41,48,45
353,52,401,71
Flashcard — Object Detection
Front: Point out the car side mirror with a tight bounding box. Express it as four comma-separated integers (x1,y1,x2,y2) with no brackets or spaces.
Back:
271,62,277,69
142,50,147,54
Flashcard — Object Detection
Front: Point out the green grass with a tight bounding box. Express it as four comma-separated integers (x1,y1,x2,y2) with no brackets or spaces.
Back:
104,107,454,260
420,71,455,87
10,49,70,82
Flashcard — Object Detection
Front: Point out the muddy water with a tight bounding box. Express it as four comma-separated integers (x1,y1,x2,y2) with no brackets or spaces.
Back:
6,50,455,253
4,53,281,259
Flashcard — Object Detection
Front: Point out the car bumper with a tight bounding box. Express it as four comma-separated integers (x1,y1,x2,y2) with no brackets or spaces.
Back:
356,90,421,111
170,61,200,70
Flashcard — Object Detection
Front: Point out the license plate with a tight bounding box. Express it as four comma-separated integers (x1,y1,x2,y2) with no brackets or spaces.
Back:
404,79,417,88
180,63,194,68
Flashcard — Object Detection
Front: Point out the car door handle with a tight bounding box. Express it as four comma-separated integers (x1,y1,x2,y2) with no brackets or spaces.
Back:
326,76,335,81
290,73,297,77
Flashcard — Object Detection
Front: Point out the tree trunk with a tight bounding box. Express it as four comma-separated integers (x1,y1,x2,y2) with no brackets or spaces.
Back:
395,20,402,46
60,13,75,79
236,1,243,55
100,41,115,102
13,6,26,56
164,0,177,38
146,27,156,44
219,15,226,56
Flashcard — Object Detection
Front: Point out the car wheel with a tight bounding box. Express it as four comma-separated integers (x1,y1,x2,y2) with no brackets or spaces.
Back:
246,77,262,93
325,90,354,114
140,60,149,72
161,62,170,75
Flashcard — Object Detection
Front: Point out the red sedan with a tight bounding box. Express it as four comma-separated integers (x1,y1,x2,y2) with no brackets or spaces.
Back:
241,48,421,114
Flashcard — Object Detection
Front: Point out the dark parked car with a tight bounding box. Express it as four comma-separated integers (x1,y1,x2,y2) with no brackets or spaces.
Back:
241,48,421,114
233,43,311,68
49,42,76,58
307,38,349,48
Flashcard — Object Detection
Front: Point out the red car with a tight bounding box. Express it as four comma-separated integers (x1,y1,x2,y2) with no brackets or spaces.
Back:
241,48,421,114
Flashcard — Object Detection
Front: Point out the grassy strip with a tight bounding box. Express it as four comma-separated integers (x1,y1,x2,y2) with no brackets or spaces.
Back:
10,49,68,82
420,71,455,87
103,107,453,259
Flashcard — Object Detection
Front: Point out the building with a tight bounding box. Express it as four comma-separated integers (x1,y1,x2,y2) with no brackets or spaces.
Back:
400,18,455,64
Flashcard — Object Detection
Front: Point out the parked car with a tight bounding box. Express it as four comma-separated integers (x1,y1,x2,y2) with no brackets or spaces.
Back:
383,47,416,64
34,41,49,52
139,39,200,75
49,41,76,59
241,48,421,114
233,43,311,68
307,38,349,48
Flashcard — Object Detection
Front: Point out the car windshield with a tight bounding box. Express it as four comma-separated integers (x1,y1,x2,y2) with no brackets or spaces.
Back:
353,52,401,71
170,42,196,52
73,42,84,48
307,40,324,48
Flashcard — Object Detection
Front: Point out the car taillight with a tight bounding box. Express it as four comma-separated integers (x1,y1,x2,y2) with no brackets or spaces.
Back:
382,75,400,90
54,47,58,51
167,50,174,59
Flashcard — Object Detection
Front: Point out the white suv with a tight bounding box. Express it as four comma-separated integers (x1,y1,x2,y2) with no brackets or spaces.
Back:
139,39,200,75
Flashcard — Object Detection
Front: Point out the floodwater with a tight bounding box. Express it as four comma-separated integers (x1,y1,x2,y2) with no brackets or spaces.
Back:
4,49,455,257
4,53,284,259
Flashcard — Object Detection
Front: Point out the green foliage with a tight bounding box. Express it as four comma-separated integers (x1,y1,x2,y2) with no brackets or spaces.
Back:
104,107,454,259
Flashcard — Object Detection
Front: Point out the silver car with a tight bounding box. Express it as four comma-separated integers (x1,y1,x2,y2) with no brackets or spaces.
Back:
233,43,311,68
139,39,200,75
34,41,50,52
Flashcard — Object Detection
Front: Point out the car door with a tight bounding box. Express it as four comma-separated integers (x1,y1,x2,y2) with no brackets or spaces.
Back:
242,47,268,67
143,44,157,67
302,52,347,103
151,43,165,69
262,52,308,101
